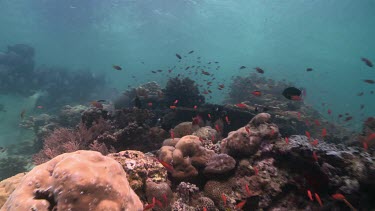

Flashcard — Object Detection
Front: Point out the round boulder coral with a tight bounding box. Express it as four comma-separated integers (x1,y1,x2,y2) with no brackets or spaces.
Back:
204,154,236,177
249,113,271,126
1,150,143,211
221,127,262,157
158,135,215,181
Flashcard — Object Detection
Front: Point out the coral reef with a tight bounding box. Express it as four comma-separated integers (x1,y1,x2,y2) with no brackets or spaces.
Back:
32,118,114,164
203,154,236,177
117,81,164,109
163,77,205,107
58,105,88,127
145,180,173,210
107,150,168,194
221,113,279,158
158,135,216,181
1,151,143,211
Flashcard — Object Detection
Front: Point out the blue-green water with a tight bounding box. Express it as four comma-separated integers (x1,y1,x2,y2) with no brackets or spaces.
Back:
0,0,374,144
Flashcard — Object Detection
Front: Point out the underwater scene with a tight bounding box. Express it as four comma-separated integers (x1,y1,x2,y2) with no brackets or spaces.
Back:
0,0,375,210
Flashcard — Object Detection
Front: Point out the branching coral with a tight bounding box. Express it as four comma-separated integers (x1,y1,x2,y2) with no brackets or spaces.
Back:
32,118,114,164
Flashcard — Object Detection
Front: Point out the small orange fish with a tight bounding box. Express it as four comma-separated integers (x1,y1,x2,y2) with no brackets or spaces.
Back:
235,200,247,209
322,128,327,138
270,128,275,136
251,91,262,96
253,166,258,175
331,193,356,210
157,159,174,172
169,105,177,109
245,126,251,134
148,102,153,107
307,190,313,201
211,134,215,141
112,65,122,70
313,151,318,162
154,198,163,208
328,109,332,115
298,112,301,120
305,131,311,140
311,139,319,146
315,193,323,207
194,105,197,109
285,137,289,144
225,116,230,125
291,95,302,101
235,103,248,108
245,184,251,197
173,99,178,104
208,113,211,119
363,142,368,151
162,194,168,207
221,194,227,206
215,124,221,133
331,193,346,200
203,208,207,211
143,197,155,211
170,130,175,140
37,105,43,109
219,84,225,89
314,120,320,126
367,133,375,142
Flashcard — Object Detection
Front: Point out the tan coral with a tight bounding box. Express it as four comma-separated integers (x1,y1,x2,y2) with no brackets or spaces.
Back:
107,150,168,194
0,173,25,208
221,113,279,157
175,135,215,167
173,122,198,138
158,135,215,181
145,180,173,210
1,150,143,211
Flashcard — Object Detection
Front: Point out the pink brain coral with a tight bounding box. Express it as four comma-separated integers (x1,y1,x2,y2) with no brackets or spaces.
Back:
1,150,143,211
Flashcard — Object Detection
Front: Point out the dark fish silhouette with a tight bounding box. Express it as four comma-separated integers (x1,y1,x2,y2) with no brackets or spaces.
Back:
20,109,26,119
188,50,194,54
239,66,246,69
254,67,264,74
306,68,313,72
361,58,373,67
176,54,182,59
112,65,122,70
363,79,375,84
282,87,302,100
